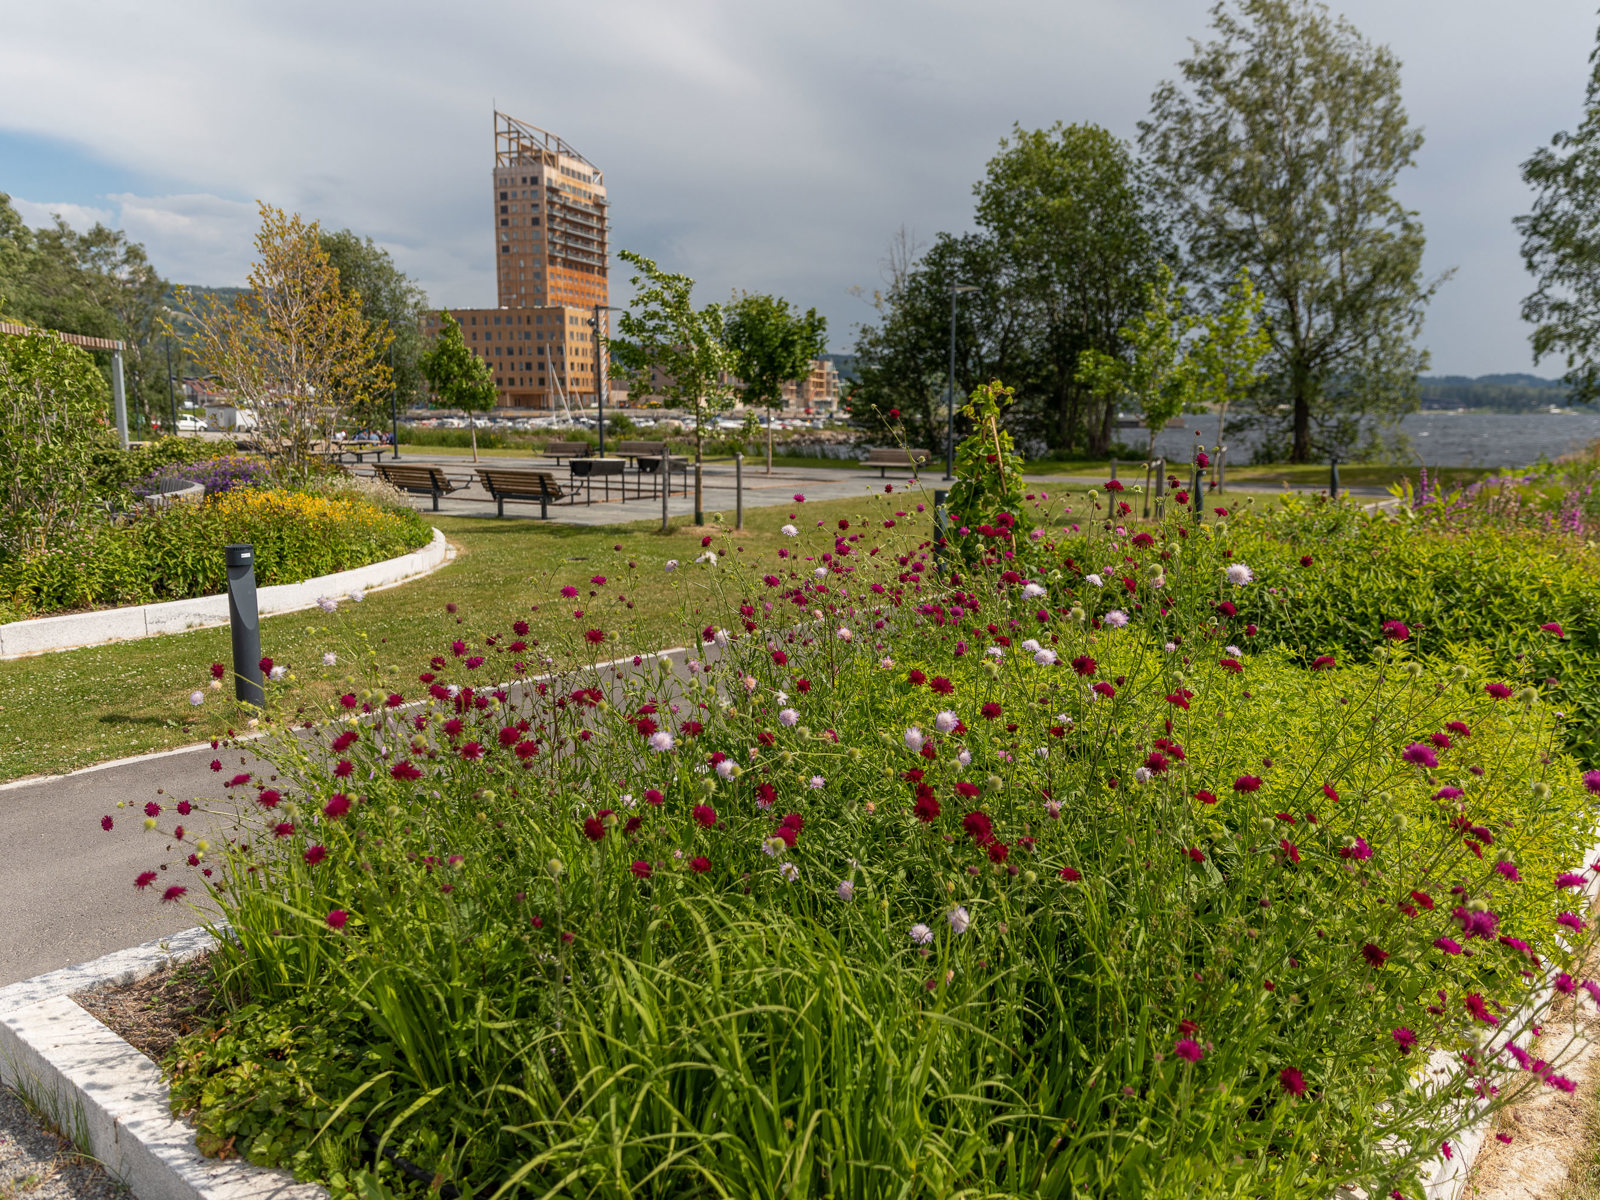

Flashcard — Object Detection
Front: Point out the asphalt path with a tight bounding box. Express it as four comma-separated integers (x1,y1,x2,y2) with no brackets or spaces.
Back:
0,646,717,987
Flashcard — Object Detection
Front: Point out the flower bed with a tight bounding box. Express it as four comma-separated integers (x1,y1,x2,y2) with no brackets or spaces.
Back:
110,478,1600,1199
130,455,270,500
0,487,432,617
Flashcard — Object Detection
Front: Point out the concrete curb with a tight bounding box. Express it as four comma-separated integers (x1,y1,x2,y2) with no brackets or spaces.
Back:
0,528,452,660
0,927,325,1200
1417,830,1600,1199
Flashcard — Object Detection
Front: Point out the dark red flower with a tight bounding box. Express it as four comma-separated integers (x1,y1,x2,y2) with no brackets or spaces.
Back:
1195,790,1218,805
583,817,607,841
1233,775,1262,793
929,676,954,695
690,856,711,873
692,804,717,828
1278,1067,1307,1096
1361,943,1389,968
631,860,653,879
327,909,349,930
323,794,351,820
304,845,327,865
391,761,423,781
1059,865,1082,881
161,885,187,903
1382,620,1411,642
134,871,157,889
962,810,994,845
1071,655,1096,676
980,702,1003,720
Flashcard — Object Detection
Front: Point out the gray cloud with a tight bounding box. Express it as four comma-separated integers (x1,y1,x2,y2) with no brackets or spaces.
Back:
1,0,1594,374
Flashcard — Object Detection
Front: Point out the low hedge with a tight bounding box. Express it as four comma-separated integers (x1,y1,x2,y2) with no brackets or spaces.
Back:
0,488,432,616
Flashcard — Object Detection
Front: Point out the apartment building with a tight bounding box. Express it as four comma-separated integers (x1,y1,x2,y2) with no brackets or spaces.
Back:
425,112,611,411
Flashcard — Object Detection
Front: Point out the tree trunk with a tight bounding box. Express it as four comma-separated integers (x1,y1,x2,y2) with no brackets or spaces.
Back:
694,419,704,525
471,416,479,463
1291,373,1311,464
766,409,773,475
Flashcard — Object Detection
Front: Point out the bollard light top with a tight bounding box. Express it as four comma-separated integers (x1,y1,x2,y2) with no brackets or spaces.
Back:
224,544,254,567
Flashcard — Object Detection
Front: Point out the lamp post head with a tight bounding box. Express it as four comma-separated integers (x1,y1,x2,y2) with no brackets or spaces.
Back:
952,284,979,295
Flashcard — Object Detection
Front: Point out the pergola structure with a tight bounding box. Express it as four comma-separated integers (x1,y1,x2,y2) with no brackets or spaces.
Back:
0,319,131,448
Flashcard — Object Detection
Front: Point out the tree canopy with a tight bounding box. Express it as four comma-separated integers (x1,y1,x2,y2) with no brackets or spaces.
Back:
1139,0,1441,463
723,291,827,472
1517,18,1600,405
320,228,430,422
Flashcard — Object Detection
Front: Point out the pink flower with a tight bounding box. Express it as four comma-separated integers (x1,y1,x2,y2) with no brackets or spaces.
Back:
1585,770,1600,795
326,909,349,930
1433,937,1462,955
1494,861,1522,882
1485,683,1513,700
692,804,717,828
161,885,187,903
1382,620,1411,641
1233,775,1262,793
1311,655,1336,670
1278,1067,1306,1096
1558,872,1588,889
1059,866,1082,882
561,586,579,598
1195,790,1219,805
134,871,157,889
1401,742,1438,769
1174,1038,1203,1062
1393,1027,1417,1054
1541,622,1565,637
1558,911,1588,934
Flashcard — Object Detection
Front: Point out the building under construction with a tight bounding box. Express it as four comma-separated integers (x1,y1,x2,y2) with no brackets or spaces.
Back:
424,111,610,411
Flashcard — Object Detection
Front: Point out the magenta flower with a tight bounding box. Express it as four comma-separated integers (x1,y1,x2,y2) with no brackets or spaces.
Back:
1382,620,1411,641
1361,943,1389,968
1233,775,1262,793
1401,742,1438,769
1494,861,1523,882
1278,1068,1307,1097
1541,622,1565,637
1557,973,1577,994
1337,837,1372,861
1392,1027,1417,1054
630,860,653,879
1463,993,1499,1025
1433,936,1463,955
327,909,349,930
1485,683,1513,700
1557,872,1587,889
1174,1038,1204,1063
134,871,157,889
101,815,113,832
1558,911,1588,934
161,885,187,903
692,804,717,828
1585,770,1600,795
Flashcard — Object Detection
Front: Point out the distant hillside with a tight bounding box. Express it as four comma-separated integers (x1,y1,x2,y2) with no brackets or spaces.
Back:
824,353,858,384
1419,373,1577,411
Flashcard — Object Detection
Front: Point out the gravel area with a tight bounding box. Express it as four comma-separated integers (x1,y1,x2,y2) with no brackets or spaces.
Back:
0,1086,128,1200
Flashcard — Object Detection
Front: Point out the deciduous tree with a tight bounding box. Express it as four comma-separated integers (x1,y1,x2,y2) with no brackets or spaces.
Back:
418,313,496,462
723,292,827,474
1517,22,1600,405
1140,0,1442,463
611,251,736,524
171,204,390,474
320,229,430,423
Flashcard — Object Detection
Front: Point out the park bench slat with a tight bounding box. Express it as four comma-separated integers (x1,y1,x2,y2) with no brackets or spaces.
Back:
864,447,931,478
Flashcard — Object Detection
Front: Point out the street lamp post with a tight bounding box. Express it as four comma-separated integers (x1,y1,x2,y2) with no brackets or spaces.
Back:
589,304,625,459
945,283,978,480
389,339,401,461
165,336,178,435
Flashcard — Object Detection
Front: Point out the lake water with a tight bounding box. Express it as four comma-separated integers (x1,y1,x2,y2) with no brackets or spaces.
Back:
1143,411,1600,468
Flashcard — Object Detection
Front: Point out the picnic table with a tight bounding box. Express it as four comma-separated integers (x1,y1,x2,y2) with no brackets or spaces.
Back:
568,457,628,504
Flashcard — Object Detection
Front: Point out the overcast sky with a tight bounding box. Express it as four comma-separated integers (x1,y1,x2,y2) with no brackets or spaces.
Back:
1,0,1592,376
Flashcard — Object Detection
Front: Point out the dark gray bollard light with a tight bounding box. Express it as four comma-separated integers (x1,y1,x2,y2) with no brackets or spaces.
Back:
1109,457,1117,481
933,488,949,567
1330,454,1341,498
225,544,265,709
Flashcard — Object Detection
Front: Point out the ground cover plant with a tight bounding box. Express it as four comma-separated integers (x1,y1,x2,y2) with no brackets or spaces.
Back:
1219,488,1600,765
114,434,1600,1199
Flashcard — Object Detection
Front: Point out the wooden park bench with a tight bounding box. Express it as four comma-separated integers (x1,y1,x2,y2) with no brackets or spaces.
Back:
542,440,592,463
865,446,931,478
476,467,567,519
615,439,666,464
375,462,465,511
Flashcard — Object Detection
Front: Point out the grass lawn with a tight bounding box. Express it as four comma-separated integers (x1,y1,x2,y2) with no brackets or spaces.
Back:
0,495,935,784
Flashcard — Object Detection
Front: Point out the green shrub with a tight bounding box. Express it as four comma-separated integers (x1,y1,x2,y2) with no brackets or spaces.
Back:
126,488,1599,1200
1220,495,1600,763
0,488,431,615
